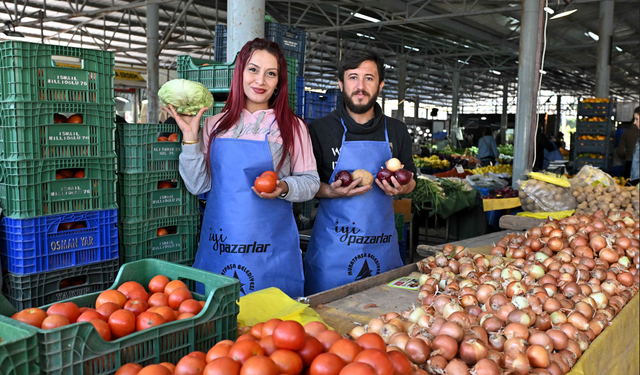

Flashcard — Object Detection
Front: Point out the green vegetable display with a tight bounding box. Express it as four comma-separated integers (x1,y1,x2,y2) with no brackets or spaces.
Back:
158,79,214,115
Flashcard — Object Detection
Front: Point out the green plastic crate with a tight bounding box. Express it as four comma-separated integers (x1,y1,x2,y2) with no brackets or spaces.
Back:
0,101,116,160
177,54,297,110
2,258,120,310
0,157,117,219
0,259,239,375
116,123,182,173
117,170,199,223
0,300,39,375
119,214,200,265
199,101,227,127
0,40,114,104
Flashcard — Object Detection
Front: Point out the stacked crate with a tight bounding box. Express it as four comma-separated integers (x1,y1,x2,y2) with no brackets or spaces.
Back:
116,123,200,266
212,22,307,116
0,41,119,309
573,99,616,173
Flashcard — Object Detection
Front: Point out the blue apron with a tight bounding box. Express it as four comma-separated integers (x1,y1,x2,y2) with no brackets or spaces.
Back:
193,124,304,298
304,118,403,295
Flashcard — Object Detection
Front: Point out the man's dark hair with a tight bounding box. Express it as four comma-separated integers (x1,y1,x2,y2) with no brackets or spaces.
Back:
338,50,385,83
634,106,639,115
483,127,493,136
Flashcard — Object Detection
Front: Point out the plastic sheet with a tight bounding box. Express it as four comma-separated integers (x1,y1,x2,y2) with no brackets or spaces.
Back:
518,178,577,212
237,287,329,328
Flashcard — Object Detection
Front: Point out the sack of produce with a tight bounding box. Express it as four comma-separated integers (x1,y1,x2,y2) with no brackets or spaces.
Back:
569,164,616,192
517,171,576,212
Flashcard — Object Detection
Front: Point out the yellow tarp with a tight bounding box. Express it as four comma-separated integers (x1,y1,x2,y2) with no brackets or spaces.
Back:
482,197,521,212
516,210,575,220
566,293,639,375
237,287,330,328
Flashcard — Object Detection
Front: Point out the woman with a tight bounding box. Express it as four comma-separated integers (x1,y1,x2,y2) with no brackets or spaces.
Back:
630,106,639,185
477,127,499,167
165,38,320,298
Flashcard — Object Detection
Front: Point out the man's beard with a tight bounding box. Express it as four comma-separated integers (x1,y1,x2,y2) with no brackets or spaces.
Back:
343,87,380,114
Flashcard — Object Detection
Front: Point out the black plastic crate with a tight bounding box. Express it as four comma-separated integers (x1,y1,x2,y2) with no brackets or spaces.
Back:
214,25,227,62
2,258,119,310
577,101,615,117
265,23,306,76
575,120,613,135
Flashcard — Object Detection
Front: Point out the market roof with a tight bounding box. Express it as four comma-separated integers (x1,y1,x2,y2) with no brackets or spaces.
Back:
1,0,638,105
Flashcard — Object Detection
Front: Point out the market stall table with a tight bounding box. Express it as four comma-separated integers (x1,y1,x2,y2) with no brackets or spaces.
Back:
305,247,639,375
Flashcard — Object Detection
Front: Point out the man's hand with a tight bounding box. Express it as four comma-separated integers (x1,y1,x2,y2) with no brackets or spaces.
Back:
375,173,416,196
317,179,372,198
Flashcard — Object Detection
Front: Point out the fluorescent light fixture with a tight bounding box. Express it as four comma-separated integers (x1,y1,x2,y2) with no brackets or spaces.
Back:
586,31,599,41
540,70,547,75
615,46,623,52
426,129,431,133
356,33,375,40
481,117,487,120
457,59,470,65
544,7,555,14
550,9,577,19
352,12,380,23
408,129,412,134
490,70,501,75
384,63,395,69
115,97,130,103
404,45,420,52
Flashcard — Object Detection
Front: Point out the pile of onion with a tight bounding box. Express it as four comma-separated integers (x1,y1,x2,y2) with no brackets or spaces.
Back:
349,211,638,375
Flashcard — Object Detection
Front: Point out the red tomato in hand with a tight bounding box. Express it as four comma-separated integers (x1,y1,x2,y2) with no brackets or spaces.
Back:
254,176,276,193
260,171,278,181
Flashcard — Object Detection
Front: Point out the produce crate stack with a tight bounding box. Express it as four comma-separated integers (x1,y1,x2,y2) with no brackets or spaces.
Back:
573,98,616,173
116,123,201,266
303,90,339,123
0,41,119,309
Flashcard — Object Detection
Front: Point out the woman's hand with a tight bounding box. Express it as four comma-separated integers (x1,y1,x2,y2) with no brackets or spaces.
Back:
162,104,209,141
251,180,289,200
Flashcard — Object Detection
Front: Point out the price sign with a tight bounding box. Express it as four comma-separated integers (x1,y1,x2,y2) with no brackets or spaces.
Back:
455,164,465,174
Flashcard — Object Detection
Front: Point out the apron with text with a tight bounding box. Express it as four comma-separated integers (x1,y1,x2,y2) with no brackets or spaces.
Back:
304,118,403,295
193,129,304,298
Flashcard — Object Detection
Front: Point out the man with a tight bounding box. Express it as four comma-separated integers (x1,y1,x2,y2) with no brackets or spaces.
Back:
630,106,639,185
305,50,417,295
617,107,640,179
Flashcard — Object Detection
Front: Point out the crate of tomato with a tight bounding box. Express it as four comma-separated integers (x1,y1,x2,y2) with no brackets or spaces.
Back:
117,171,199,223
0,209,118,275
0,102,116,160
116,123,182,174
0,157,117,219
0,259,239,375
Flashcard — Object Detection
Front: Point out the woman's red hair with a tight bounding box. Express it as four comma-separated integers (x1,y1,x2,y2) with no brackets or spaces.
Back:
206,38,304,172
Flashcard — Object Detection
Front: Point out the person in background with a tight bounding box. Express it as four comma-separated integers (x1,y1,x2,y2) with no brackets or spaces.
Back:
618,106,640,179
534,129,557,171
477,127,499,166
306,50,416,295
629,106,639,185
166,38,320,298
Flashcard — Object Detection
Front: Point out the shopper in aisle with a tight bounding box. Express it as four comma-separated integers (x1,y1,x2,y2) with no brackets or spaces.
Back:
477,127,499,167
305,50,416,295
618,106,640,179
165,38,320,298
629,106,639,185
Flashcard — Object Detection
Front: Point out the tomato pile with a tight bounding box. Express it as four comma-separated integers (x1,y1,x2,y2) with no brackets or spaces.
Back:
157,227,177,237
54,113,83,124
254,171,278,193
158,181,176,189
116,319,415,375
158,133,179,142
57,221,87,231
55,169,85,179
11,275,205,341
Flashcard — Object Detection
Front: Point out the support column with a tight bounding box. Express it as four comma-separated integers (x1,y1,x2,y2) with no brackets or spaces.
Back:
414,96,419,125
451,71,460,136
146,2,159,124
382,94,386,114
595,0,614,98
227,0,265,62
513,0,544,185
501,81,508,145
555,95,562,136
397,59,407,121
